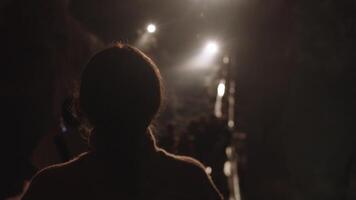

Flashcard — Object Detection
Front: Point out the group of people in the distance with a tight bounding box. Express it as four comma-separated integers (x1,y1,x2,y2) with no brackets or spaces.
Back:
22,44,223,199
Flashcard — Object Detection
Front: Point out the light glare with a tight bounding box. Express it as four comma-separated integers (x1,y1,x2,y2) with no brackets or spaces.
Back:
217,82,226,97
224,161,232,177
223,56,230,64
204,41,219,54
147,24,156,33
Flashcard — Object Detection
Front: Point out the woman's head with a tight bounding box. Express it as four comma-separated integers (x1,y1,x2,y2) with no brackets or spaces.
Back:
79,44,163,149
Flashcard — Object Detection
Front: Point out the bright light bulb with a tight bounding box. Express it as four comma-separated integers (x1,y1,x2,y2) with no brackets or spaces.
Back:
204,41,219,54
146,24,156,33
217,81,226,97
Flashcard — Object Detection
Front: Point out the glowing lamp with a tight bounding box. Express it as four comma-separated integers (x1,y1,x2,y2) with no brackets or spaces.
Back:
146,24,156,33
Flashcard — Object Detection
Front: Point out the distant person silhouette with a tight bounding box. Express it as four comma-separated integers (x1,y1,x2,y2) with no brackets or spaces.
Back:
22,44,223,200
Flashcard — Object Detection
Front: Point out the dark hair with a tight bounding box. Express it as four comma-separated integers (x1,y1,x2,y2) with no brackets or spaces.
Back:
79,43,163,151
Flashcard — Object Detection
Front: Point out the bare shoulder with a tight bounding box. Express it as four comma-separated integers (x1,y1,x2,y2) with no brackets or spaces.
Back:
22,152,89,200
156,148,210,177
32,152,88,179
156,149,224,200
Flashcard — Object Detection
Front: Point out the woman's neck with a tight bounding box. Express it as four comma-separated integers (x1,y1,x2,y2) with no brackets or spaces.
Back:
88,127,158,157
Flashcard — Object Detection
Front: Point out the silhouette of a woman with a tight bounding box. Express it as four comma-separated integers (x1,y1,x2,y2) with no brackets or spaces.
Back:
23,44,222,200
